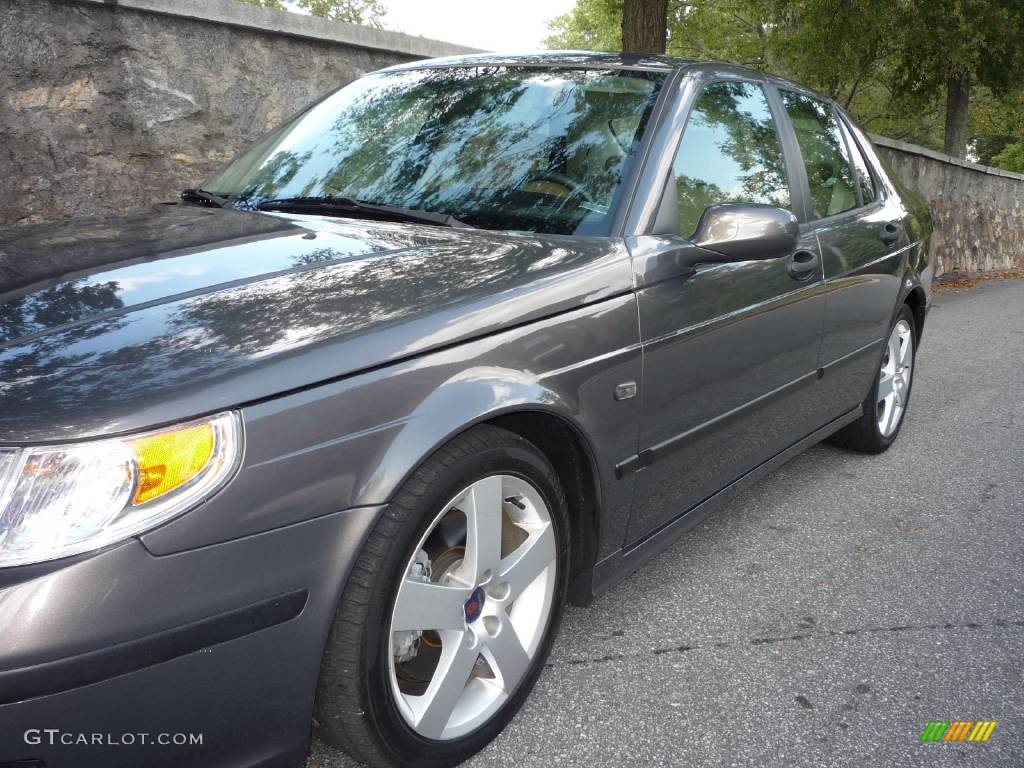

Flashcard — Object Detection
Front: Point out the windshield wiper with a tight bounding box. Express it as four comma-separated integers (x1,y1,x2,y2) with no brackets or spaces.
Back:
255,196,468,228
180,188,232,208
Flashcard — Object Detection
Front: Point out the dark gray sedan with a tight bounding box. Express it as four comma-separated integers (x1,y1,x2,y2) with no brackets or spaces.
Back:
0,52,932,768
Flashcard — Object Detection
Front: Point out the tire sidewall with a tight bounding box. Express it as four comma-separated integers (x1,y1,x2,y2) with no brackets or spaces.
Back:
361,440,570,768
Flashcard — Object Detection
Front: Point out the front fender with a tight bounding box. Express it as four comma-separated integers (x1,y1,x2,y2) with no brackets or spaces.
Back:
141,294,642,557
358,366,576,504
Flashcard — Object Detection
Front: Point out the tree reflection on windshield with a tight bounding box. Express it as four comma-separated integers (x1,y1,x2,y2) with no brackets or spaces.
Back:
206,67,666,235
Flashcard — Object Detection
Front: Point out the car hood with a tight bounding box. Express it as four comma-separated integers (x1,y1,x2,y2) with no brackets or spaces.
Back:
0,205,631,442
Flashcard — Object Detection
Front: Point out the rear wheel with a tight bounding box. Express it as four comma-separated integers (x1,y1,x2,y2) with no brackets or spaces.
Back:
314,424,569,768
831,304,916,453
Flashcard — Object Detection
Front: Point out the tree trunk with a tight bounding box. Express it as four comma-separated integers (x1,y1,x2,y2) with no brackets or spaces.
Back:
943,72,970,159
622,0,668,54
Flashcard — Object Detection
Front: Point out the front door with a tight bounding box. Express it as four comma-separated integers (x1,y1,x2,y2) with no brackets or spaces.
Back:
624,77,828,544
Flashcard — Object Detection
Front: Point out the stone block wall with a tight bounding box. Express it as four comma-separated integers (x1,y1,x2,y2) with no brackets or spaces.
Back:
0,0,475,226
872,135,1024,277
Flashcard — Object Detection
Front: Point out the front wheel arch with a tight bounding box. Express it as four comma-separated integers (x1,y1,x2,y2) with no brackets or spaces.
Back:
486,410,602,606
314,423,571,768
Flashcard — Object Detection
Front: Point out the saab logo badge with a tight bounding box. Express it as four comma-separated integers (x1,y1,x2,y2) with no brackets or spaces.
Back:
920,720,997,742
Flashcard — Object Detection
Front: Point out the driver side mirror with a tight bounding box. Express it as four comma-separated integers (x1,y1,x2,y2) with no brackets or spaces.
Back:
690,203,800,264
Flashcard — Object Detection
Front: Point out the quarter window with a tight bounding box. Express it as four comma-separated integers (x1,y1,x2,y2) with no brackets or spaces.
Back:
671,81,791,235
780,91,858,219
840,118,876,204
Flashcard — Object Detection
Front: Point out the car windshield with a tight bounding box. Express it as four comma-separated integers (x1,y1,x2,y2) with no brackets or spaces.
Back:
204,66,667,235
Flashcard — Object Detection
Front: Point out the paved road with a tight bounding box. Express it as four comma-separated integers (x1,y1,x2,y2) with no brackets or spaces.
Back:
310,280,1024,768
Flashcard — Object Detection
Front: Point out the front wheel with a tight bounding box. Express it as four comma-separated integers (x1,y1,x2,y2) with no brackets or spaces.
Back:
314,425,569,768
831,303,917,453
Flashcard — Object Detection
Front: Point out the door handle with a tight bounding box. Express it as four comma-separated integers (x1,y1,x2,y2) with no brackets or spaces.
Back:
787,249,819,281
880,221,901,247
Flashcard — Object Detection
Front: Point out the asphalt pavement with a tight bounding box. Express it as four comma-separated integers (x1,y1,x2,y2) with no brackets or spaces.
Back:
310,279,1024,768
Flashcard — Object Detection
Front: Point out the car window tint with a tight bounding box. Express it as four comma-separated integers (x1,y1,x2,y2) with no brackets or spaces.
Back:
780,91,859,219
671,81,791,236
839,118,876,204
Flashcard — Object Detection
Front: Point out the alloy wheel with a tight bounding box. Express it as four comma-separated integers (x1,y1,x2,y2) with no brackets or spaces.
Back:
877,319,914,437
387,474,557,740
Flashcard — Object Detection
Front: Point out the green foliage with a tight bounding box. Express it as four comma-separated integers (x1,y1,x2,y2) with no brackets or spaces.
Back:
236,0,385,28
546,0,623,50
992,140,1024,173
546,0,1024,168
667,0,776,66
970,86,1024,164
890,0,1024,106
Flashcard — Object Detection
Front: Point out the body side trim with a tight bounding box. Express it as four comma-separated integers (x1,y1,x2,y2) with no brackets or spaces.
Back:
817,239,919,282
615,368,820,478
820,337,885,373
597,406,862,596
0,589,308,705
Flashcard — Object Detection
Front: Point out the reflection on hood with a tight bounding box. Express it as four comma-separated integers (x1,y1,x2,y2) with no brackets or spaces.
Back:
0,205,630,441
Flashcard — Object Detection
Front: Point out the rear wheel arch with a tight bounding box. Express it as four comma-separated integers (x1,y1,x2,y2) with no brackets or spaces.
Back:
904,286,927,342
830,302,916,453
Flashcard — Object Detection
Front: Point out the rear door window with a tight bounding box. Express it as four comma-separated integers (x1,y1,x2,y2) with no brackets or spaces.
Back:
780,91,859,220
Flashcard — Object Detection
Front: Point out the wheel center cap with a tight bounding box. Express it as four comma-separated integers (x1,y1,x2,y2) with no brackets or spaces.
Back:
464,587,486,623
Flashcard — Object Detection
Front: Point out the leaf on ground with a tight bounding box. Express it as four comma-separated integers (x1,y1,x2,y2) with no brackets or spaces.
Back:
932,270,1024,293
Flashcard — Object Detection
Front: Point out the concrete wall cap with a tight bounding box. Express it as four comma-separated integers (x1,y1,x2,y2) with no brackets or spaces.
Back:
870,133,1024,183
70,0,483,58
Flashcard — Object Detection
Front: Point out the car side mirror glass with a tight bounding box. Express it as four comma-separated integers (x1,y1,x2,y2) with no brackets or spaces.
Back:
690,203,799,263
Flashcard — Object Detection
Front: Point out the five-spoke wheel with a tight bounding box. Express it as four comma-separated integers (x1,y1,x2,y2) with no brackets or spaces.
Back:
315,425,568,768
389,474,557,739
876,318,914,437
831,303,918,453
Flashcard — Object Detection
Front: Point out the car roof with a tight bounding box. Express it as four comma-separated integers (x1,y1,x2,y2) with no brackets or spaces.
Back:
377,51,835,110
379,50,700,73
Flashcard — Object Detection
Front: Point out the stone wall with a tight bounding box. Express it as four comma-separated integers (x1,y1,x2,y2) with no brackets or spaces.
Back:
872,135,1024,277
0,0,476,226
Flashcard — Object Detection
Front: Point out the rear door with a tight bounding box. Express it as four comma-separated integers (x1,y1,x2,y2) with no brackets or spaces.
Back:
623,73,829,544
774,88,906,416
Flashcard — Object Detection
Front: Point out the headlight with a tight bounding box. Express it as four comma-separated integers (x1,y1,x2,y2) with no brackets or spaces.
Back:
0,412,241,567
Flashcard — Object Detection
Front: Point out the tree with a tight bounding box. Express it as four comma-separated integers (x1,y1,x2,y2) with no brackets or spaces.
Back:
756,1,946,145
546,0,1024,165
236,0,386,28
622,0,668,53
546,0,622,50
889,0,1024,158
970,87,1024,165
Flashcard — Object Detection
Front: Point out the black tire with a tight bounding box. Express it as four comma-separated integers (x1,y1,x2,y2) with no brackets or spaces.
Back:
314,424,570,768
830,303,917,454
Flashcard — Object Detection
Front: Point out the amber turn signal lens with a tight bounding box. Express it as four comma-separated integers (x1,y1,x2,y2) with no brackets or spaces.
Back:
130,422,215,504
0,412,239,567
